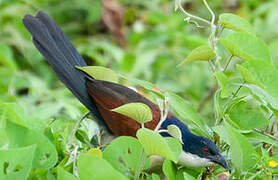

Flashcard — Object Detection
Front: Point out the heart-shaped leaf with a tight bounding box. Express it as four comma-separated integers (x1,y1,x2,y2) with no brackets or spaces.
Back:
0,145,36,180
218,13,255,34
136,128,182,163
77,153,128,180
178,45,216,66
220,32,271,62
57,167,78,180
103,136,150,178
229,101,269,130
112,103,153,124
6,120,58,169
167,124,183,143
76,66,119,83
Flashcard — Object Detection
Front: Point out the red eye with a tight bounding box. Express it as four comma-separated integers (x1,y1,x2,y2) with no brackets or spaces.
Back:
203,148,208,153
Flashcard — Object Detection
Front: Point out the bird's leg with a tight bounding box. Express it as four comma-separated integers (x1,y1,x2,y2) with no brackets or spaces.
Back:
201,166,213,180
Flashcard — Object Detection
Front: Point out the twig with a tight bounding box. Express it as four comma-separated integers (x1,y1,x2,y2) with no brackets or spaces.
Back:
198,84,218,112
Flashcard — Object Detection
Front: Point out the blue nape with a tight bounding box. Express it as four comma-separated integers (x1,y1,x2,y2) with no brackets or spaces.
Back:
160,117,192,137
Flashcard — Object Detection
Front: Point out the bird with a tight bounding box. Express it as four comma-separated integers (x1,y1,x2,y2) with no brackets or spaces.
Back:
22,11,228,170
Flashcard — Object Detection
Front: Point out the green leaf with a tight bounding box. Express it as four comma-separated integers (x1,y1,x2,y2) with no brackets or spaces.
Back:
218,13,255,34
77,153,128,180
236,64,263,87
178,45,216,66
0,145,36,180
229,101,269,130
6,120,58,169
220,32,271,62
214,71,237,98
0,102,26,127
103,136,150,178
162,159,177,180
0,43,17,72
76,66,119,83
214,123,256,171
151,173,161,180
168,92,211,138
167,124,183,143
136,128,182,163
57,167,78,180
244,131,278,147
241,60,278,109
112,103,153,124
119,75,165,99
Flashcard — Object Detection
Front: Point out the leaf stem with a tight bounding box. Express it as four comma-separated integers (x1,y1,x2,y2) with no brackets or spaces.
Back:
254,129,278,142
134,149,147,180
223,55,234,71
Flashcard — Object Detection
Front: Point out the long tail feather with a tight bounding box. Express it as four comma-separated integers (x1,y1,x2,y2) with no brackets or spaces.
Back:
22,11,103,122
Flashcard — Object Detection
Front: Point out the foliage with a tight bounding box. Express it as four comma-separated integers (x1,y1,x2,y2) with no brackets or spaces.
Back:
1,0,278,179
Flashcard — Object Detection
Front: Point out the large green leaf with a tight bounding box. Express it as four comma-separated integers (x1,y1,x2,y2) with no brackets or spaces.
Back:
0,102,26,127
220,32,271,62
0,145,36,180
213,123,256,171
77,153,128,180
103,136,150,178
236,64,263,87
162,159,177,180
214,71,238,98
244,131,278,147
76,66,119,83
6,120,58,169
178,45,216,66
218,13,255,34
241,60,278,110
168,92,211,138
136,128,182,163
229,101,268,130
57,167,78,180
112,103,153,124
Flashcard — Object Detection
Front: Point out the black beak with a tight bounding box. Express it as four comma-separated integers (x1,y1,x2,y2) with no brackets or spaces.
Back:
212,154,229,169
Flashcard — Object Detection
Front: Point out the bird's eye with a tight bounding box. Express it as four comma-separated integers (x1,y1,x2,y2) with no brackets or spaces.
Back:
203,148,208,153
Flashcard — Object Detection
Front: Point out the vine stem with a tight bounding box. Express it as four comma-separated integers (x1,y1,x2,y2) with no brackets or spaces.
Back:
154,96,169,132
177,0,210,26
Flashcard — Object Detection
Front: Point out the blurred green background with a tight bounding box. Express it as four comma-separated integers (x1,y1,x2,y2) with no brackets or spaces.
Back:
0,0,278,131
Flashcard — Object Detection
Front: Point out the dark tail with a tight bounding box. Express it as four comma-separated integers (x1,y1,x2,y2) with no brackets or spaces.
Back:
22,11,103,122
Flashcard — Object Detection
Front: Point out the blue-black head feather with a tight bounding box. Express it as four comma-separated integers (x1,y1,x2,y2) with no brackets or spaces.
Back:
160,117,228,169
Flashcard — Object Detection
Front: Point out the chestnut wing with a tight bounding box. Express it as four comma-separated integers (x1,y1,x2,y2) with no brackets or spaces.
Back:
86,79,161,136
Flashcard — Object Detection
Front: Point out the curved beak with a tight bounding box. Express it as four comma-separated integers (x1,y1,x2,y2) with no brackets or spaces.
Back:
212,154,229,169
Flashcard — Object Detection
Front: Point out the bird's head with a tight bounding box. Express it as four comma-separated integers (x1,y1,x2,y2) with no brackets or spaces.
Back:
161,117,229,169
